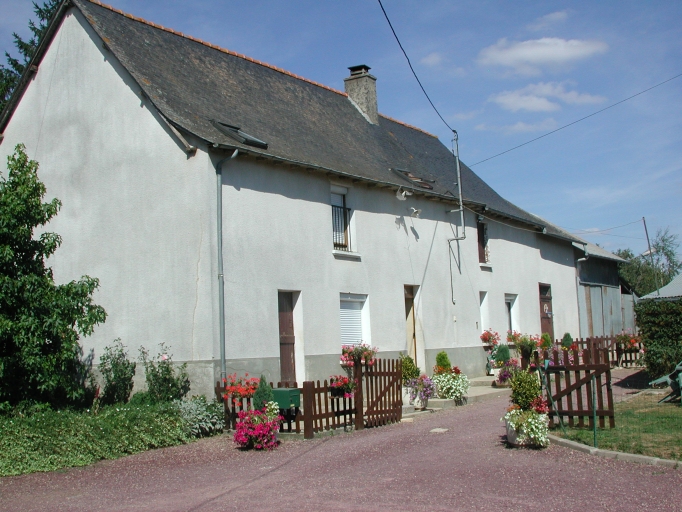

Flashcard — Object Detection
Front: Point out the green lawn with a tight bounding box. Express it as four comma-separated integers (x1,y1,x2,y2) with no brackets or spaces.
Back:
552,392,682,461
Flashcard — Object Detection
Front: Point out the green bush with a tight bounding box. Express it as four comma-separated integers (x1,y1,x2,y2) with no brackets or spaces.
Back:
99,338,136,405
399,353,420,383
175,396,224,438
540,333,553,350
139,343,190,403
0,403,188,476
561,333,573,349
495,344,511,365
435,351,451,369
510,370,541,410
635,298,682,378
252,376,274,411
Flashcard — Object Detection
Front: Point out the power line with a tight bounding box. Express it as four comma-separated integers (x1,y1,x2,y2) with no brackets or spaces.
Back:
377,0,454,132
470,72,682,167
566,219,642,234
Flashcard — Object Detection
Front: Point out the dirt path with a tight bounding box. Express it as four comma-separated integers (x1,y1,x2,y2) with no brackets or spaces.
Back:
1,390,679,511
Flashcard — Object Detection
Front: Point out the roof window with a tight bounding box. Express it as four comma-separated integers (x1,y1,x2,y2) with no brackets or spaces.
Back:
391,168,435,190
210,120,268,149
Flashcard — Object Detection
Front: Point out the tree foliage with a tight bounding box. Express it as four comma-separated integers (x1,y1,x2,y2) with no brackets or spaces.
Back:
0,1,60,113
615,228,681,297
635,298,682,378
0,144,106,407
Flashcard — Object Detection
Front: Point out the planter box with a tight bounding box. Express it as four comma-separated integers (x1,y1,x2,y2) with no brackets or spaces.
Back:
505,420,530,447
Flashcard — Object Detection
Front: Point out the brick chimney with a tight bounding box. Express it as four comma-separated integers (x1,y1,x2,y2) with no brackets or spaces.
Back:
344,65,378,125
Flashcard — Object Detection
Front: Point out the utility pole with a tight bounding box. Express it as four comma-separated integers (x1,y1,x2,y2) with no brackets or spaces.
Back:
642,217,661,296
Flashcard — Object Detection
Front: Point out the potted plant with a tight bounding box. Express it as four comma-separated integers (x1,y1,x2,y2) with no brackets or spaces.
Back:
407,375,436,410
432,366,469,405
481,329,501,375
222,373,260,407
340,343,378,368
233,401,283,450
494,358,520,387
501,369,549,448
515,334,537,361
399,353,420,405
328,375,356,398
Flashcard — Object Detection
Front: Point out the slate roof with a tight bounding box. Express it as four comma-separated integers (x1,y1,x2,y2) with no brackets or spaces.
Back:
1,0,582,243
641,273,682,300
571,241,626,262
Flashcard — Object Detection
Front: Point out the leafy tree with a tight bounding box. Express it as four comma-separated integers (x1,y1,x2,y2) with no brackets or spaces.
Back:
615,228,681,296
0,1,60,113
0,144,106,408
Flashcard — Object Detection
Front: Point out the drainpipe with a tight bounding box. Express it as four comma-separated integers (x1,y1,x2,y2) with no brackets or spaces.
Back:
215,149,239,381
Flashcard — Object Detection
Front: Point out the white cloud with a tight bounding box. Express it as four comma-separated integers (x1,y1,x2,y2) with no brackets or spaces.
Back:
421,52,442,67
475,118,558,134
527,11,568,31
490,82,606,112
477,37,608,75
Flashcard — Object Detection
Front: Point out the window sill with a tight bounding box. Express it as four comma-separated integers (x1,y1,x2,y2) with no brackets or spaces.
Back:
479,263,493,271
333,250,362,261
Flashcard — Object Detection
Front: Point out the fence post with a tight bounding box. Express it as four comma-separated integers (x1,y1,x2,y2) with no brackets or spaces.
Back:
303,381,314,440
354,362,364,431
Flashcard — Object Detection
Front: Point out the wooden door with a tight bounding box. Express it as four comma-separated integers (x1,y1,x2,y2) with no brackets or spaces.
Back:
539,284,554,340
278,292,296,384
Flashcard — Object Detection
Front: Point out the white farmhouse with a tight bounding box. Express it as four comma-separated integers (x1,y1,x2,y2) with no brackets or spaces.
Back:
0,0,589,395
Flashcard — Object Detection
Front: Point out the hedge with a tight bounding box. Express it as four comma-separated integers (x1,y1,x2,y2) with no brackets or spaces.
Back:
635,298,682,378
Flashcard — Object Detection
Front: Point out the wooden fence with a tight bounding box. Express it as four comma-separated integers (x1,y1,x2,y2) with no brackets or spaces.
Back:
215,358,402,439
535,348,615,429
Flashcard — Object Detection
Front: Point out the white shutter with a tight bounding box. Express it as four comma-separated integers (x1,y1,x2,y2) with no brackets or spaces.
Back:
340,300,363,345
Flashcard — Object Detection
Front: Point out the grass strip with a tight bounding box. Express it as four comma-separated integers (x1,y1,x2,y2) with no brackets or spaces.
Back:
0,403,190,477
553,393,682,461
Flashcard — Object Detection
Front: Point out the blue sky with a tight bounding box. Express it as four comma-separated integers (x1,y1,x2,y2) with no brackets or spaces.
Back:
2,0,681,256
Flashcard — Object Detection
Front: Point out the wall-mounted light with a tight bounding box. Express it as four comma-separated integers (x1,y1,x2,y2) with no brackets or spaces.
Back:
396,187,413,201
410,207,422,218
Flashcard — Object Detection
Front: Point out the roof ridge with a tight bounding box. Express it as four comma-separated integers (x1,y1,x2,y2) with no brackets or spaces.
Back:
379,114,438,138
85,0,347,97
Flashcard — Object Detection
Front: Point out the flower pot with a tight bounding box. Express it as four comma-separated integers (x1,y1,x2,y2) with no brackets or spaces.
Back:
505,420,525,447
413,397,428,410
402,386,413,405
329,387,345,398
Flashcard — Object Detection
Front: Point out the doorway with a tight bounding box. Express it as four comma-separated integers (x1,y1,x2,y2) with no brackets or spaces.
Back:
278,291,296,385
538,284,554,340
405,285,418,365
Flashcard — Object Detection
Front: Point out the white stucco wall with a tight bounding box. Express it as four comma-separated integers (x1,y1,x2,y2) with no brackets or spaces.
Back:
218,157,581,380
0,9,218,391
0,7,581,393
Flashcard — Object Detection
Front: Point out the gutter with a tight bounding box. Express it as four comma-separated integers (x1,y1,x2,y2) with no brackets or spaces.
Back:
214,149,239,381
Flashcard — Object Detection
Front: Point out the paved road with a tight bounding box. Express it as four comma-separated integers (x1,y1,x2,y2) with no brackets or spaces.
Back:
1,392,679,512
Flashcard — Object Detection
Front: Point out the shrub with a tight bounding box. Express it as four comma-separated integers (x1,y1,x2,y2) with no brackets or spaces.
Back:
495,344,511,365
561,333,573,349
399,353,420,384
139,343,190,403
635,298,682,378
0,403,188,476
510,370,541,410
539,333,553,350
175,396,224,438
0,145,106,408
252,376,274,411
99,338,136,405
435,351,451,369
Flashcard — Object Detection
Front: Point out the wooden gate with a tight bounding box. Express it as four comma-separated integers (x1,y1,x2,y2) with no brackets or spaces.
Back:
363,359,402,427
536,348,615,428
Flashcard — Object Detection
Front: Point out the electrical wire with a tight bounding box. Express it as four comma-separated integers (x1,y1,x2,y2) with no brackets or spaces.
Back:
377,0,454,132
470,72,682,167
565,219,642,234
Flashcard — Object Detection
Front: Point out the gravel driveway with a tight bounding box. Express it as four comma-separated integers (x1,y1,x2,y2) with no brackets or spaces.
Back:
1,390,679,512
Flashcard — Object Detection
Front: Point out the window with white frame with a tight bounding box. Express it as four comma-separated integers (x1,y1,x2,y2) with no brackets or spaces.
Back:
505,293,518,333
339,293,370,345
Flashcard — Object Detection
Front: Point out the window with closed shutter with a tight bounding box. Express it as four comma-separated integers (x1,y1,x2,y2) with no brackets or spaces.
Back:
340,300,362,345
